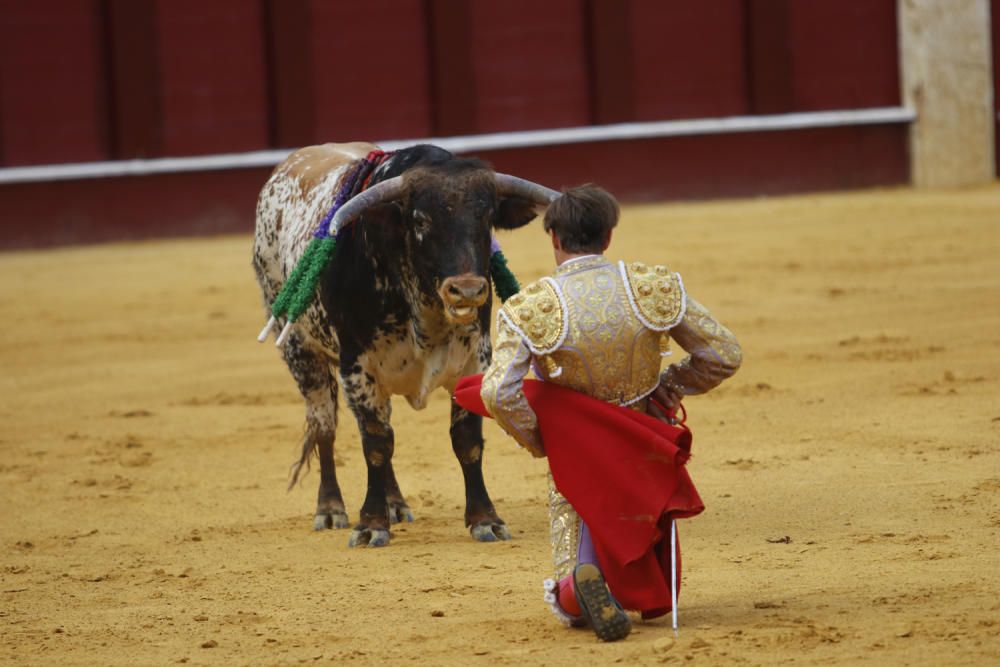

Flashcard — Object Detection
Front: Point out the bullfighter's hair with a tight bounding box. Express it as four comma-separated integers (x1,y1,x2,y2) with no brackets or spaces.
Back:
544,184,620,254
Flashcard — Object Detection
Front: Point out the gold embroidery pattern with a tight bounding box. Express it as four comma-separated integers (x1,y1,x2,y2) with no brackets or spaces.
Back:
660,297,742,396
540,260,664,405
500,279,565,355
549,474,581,580
480,318,544,456
621,261,685,330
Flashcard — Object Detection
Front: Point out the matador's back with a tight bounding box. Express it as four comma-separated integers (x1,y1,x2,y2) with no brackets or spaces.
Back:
499,255,682,406
481,253,741,456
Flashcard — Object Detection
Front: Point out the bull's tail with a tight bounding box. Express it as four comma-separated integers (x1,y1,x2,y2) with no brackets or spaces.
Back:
287,425,320,491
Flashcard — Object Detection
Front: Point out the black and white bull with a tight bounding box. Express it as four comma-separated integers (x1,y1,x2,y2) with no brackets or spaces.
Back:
253,142,556,547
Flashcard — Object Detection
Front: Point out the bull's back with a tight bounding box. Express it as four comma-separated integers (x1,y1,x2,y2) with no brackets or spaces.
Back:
273,142,378,194
254,142,379,296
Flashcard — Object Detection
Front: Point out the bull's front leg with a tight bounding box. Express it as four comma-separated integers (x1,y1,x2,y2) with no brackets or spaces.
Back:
343,375,395,548
383,459,415,524
451,402,511,542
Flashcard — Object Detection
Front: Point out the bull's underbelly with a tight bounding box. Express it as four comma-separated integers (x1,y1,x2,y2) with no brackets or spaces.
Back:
369,336,478,410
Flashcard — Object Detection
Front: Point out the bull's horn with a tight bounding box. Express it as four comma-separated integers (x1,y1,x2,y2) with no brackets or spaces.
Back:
327,175,407,236
494,174,560,206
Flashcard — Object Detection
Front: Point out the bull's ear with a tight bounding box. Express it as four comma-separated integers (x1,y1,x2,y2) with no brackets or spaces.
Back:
495,196,539,230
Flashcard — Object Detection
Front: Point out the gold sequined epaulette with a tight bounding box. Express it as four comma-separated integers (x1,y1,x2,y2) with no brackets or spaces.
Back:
498,278,567,355
620,261,686,331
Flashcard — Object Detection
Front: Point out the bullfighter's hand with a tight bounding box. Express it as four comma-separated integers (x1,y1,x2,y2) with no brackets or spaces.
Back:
652,383,683,413
526,441,546,458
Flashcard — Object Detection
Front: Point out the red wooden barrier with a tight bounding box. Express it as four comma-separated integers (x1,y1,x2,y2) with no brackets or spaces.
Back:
0,0,110,165
106,0,269,158
0,123,909,250
628,0,748,121
589,0,748,123
786,0,899,110
105,1,159,158
0,168,270,248
746,0,794,113
269,0,432,146
472,0,590,132
0,1,916,249
473,124,908,201
746,0,899,113
427,0,477,136
155,0,269,155
429,0,589,134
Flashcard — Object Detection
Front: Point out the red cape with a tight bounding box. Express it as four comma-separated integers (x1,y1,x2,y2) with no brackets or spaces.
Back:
455,375,704,617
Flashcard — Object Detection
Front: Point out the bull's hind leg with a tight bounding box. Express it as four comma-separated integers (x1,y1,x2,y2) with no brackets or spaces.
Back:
282,336,349,531
451,403,511,542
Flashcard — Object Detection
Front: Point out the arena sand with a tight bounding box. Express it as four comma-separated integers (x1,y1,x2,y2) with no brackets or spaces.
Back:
2,186,999,666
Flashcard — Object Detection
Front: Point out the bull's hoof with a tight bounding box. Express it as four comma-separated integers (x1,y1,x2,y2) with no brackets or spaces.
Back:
470,520,512,542
313,509,350,531
389,502,414,524
348,527,391,548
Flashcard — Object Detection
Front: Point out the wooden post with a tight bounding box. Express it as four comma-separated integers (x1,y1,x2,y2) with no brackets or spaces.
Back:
899,0,996,186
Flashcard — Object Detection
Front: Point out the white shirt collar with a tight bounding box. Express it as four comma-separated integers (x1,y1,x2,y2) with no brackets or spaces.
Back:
557,254,602,268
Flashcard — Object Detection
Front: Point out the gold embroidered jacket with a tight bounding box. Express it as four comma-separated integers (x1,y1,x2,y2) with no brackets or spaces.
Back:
480,255,742,455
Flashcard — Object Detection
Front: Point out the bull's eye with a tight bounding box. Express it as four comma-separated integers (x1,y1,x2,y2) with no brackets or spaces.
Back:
412,209,432,242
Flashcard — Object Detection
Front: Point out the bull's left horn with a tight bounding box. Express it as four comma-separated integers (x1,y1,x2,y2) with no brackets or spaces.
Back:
327,175,407,236
494,174,560,206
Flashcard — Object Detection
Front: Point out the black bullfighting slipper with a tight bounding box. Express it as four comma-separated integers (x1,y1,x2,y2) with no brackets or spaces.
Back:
573,563,631,641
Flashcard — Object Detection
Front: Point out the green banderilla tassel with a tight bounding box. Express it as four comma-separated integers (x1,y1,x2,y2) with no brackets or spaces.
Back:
489,250,520,302
286,236,338,322
270,237,323,319
266,236,337,346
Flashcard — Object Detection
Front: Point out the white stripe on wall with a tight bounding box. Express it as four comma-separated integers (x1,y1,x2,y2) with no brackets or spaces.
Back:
0,107,915,185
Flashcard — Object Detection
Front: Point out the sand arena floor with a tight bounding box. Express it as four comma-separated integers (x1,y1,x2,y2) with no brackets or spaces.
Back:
2,186,999,665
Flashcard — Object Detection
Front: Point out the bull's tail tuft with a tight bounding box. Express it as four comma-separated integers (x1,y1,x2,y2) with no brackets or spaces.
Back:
287,429,319,491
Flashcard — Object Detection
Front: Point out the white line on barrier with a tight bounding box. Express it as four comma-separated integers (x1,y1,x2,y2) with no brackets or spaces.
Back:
0,107,915,185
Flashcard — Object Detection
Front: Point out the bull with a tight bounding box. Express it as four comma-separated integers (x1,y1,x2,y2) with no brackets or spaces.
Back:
253,142,556,547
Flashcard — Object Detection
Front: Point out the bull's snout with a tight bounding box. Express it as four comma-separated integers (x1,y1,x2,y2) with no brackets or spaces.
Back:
439,275,488,324
445,277,487,303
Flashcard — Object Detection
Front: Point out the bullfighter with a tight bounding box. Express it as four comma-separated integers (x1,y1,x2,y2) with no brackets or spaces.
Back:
458,185,742,641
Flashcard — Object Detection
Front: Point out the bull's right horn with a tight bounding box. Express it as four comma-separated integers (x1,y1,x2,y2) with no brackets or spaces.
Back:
494,174,560,206
327,175,407,237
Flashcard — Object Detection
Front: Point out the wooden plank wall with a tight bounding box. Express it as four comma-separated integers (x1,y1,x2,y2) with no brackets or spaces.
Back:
994,0,999,173
0,1,110,165
109,0,269,157
268,0,433,145
0,0,902,164
0,0,909,248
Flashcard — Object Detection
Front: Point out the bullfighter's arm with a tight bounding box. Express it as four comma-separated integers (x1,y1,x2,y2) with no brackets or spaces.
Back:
660,296,743,396
481,318,545,457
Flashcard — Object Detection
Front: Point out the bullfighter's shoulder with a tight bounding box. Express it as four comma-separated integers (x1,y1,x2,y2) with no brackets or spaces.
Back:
619,260,686,331
498,278,567,355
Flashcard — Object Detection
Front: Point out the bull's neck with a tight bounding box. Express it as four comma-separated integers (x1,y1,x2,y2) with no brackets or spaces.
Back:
412,299,476,345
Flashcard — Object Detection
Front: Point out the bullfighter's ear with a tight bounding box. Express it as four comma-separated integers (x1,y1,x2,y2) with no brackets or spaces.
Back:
495,196,539,230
